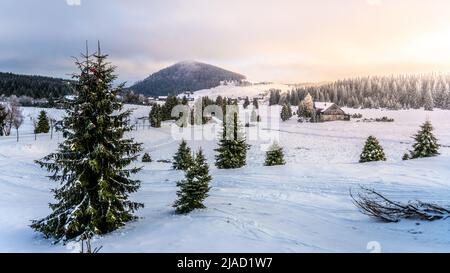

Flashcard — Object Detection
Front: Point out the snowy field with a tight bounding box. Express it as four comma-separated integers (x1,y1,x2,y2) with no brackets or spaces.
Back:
193,82,293,100
1,103,450,253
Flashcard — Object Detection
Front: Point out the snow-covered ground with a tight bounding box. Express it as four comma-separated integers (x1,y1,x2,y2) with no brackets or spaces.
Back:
1,103,450,253
193,82,293,100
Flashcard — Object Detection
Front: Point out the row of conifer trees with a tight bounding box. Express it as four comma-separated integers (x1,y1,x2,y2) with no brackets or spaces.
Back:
167,118,440,216
145,109,287,214
359,120,439,163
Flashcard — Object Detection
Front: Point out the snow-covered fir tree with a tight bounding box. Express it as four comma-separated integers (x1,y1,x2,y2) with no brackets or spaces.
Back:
34,110,50,134
252,97,259,109
423,88,434,111
266,74,450,110
297,101,309,118
264,142,286,166
269,89,281,105
280,104,292,121
174,148,212,214
303,93,315,113
409,120,439,159
32,44,143,242
243,96,250,109
359,136,387,163
172,139,193,170
142,152,152,162
215,112,249,169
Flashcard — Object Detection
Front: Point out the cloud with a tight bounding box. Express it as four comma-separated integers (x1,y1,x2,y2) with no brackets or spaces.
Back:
66,0,81,6
1,0,450,84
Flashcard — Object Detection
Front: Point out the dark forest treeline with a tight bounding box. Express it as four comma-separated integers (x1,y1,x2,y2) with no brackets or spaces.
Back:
271,74,450,110
0,72,73,99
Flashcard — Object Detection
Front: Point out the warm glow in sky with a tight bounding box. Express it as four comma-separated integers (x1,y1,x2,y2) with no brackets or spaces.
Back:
1,0,450,84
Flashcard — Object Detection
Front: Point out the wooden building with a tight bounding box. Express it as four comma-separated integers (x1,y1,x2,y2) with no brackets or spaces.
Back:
314,102,350,122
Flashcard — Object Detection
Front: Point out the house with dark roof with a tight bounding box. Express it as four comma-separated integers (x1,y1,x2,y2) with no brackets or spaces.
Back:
314,102,350,122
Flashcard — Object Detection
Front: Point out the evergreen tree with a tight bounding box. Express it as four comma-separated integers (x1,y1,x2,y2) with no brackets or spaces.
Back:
359,136,387,163
215,112,249,169
190,109,195,126
297,101,309,118
287,103,293,117
409,120,439,159
162,96,180,120
149,103,162,128
243,97,250,109
142,152,152,163
215,95,223,106
280,104,292,121
402,153,410,161
310,108,318,123
34,110,50,134
269,89,281,105
303,93,314,113
252,97,259,109
172,139,193,170
424,88,434,111
31,44,143,242
264,142,286,166
173,149,212,214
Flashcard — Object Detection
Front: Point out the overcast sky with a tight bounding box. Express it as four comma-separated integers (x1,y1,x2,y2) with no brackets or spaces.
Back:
1,0,450,85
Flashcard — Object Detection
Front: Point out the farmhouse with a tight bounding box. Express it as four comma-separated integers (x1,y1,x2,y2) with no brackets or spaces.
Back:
177,91,195,101
314,102,350,122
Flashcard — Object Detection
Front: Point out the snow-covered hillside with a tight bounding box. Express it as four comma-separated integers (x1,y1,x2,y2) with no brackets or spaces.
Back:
1,103,450,252
193,82,293,100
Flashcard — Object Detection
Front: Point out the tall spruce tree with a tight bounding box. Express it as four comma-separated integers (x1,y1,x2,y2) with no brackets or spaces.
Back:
252,97,259,109
264,142,286,166
172,139,193,170
423,88,434,111
34,110,50,134
280,104,292,121
149,103,162,128
243,97,250,109
215,112,249,169
162,96,180,121
174,149,212,214
31,44,143,242
359,136,387,163
409,120,439,159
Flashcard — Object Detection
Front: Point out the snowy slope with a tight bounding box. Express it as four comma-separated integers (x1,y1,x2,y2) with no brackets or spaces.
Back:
1,104,450,253
193,83,292,100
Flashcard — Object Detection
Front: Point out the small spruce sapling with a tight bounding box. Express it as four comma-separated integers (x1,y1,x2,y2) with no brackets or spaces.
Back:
359,136,387,163
174,149,212,214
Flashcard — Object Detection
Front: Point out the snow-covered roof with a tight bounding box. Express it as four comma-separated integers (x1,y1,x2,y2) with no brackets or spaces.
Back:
314,102,334,113
64,95,77,101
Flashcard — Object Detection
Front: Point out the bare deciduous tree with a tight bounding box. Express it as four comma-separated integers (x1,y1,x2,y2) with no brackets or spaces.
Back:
350,186,450,222
3,96,22,137
12,108,24,142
